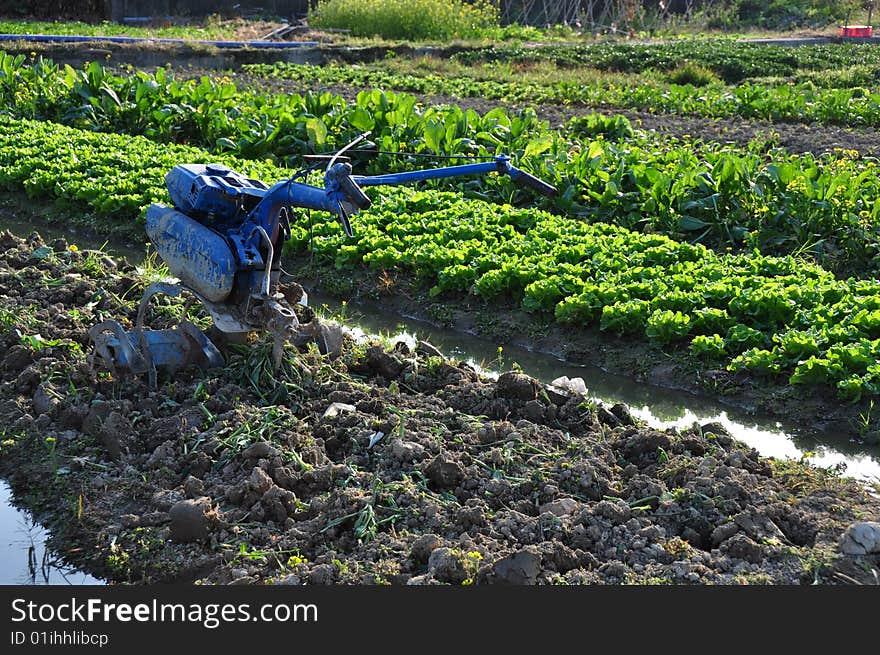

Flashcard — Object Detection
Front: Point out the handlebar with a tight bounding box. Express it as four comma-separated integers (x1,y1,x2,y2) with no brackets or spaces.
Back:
506,167,558,197
315,154,557,240
347,155,557,197
318,134,556,199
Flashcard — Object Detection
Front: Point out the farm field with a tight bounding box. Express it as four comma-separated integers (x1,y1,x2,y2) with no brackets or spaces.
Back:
0,22,879,588
7,113,880,405
0,17,286,41
246,45,880,127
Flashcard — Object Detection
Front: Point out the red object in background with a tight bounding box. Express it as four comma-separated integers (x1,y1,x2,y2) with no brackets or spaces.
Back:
840,25,874,37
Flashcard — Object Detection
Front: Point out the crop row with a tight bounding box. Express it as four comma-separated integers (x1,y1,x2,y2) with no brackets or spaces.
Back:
0,115,289,226
0,18,241,39
3,53,880,278
452,41,880,83
245,60,880,128
3,115,880,400
0,52,550,183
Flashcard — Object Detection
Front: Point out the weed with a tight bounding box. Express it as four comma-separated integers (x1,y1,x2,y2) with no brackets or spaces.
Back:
856,399,875,437
801,551,836,584
309,0,498,41
213,406,297,469
135,249,170,287
192,381,209,403
321,476,412,542
224,339,306,404
79,247,108,278
666,62,720,87
0,305,37,331
657,446,669,464
461,550,483,585
106,538,130,577
21,333,83,357
0,428,25,454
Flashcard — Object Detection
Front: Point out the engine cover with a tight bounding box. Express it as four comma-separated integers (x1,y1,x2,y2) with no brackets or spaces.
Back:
146,204,237,303
166,163,269,222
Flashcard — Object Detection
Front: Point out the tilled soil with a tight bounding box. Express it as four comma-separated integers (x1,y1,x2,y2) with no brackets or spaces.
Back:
0,231,878,585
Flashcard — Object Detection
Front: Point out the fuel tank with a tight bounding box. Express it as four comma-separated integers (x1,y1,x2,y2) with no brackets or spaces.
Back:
146,204,236,303
165,163,268,221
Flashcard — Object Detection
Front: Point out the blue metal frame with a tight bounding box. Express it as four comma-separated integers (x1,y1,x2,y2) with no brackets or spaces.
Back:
147,154,555,305
351,160,503,186
131,153,556,378
239,154,554,255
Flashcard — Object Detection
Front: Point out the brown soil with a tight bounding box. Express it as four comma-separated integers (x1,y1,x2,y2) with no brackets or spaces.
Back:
1,231,878,585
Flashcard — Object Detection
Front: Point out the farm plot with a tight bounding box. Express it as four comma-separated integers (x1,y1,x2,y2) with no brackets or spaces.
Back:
0,231,878,585
1,37,880,587
245,55,880,127
3,115,880,407
3,53,880,278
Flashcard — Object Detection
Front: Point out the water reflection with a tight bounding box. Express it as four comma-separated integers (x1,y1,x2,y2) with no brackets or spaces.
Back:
333,300,880,482
0,481,102,585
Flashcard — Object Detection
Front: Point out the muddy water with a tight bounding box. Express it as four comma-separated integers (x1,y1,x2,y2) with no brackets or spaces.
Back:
0,214,878,584
0,480,102,584
320,295,880,481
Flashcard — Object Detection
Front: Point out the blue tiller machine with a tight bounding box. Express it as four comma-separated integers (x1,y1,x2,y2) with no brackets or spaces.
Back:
88,134,556,386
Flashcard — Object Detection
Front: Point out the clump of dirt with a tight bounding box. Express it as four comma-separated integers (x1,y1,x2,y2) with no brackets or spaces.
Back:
0,231,878,585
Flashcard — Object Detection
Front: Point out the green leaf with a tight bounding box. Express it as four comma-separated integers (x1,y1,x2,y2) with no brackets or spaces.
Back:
29,245,53,260
305,117,327,145
524,135,553,158
349,106,374,132
679,215,711,231
424,121,444,153
587,141,605,160
100,85,121,108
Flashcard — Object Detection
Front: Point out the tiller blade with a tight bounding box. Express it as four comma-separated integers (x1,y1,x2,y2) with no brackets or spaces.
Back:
88,282,223,388
88,279,344,387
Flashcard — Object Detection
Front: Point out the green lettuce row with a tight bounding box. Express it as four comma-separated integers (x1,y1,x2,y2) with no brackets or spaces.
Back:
453,41,880,83
284,185,880,401
0,114,292,223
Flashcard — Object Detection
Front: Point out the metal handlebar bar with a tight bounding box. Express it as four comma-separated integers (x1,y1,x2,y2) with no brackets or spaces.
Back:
347,155,557,197
312,154,557,240
506,167,558,197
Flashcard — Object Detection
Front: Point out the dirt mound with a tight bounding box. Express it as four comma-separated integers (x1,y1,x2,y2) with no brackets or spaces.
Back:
0,231,878,584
